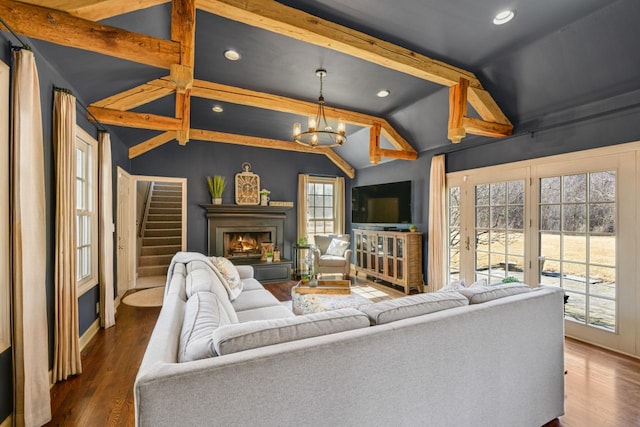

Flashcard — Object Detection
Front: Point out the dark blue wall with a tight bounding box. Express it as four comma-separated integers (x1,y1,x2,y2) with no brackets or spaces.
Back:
131,140,348,259
0,33,130,425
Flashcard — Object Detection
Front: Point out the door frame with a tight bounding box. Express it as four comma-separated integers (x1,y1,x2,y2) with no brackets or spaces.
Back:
116,167,134,304
132,174,187,289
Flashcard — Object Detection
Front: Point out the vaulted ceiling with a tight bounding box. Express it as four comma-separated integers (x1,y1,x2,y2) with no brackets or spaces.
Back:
2,0,639,174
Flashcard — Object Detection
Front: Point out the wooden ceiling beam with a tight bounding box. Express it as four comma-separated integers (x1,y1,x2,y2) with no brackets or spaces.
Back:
197,0,512,143
0,0,180,69
171,0,196,144
190,129,355,178
369,123,382,165
20,0,169,21
87,106,182,130
90,78,173,111
128,131,176,159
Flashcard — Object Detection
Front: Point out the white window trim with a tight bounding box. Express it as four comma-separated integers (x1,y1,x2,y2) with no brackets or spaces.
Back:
76,126,99,296
447,140,640,356
0,60,9,352
306,176,342,238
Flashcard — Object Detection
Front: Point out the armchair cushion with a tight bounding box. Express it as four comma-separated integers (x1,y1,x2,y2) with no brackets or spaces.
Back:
314,234,350,254
326,238,350,256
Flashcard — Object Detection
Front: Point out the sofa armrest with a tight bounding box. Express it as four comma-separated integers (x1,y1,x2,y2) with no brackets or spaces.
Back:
311,247,322,272
236,265,254,279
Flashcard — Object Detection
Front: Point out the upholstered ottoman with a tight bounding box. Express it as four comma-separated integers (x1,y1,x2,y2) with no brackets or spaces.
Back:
291,288,373,315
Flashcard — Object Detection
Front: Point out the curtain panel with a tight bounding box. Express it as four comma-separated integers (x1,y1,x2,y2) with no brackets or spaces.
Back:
98,131,116,328
52,90,82,382
11,48,52,426
335,177,345,234
297,174,309,241
427,154,446,290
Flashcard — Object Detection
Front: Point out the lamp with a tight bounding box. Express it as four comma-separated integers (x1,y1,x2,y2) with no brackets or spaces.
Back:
293,69,346,148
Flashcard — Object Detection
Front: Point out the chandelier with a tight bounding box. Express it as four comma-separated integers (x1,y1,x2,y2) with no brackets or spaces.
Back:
293,69,346,148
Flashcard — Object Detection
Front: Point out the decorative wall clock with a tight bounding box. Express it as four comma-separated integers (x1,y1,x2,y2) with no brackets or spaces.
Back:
235,162,260,205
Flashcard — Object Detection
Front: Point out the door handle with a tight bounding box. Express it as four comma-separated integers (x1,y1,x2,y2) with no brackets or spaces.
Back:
465,236,470,250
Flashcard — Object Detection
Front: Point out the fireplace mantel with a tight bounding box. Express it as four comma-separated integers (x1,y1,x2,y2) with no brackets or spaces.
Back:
202,204,292,216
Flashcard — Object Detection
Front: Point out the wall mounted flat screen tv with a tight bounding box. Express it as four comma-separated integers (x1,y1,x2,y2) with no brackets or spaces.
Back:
352,181,412,224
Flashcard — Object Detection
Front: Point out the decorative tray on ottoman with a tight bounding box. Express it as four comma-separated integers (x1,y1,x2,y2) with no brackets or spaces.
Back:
293,280,351,295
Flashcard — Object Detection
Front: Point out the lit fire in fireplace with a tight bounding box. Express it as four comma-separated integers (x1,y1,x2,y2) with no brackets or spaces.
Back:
224,231,271,258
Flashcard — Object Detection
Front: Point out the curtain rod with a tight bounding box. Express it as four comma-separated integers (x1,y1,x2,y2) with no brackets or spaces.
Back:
1,16,31,50
54,86,108,133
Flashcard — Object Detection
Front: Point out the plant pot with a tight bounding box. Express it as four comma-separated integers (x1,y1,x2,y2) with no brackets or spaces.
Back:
212,197,222,205
266,256,273,263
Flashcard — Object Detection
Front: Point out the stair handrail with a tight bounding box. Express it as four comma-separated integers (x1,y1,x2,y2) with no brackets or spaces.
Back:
138,181,155,238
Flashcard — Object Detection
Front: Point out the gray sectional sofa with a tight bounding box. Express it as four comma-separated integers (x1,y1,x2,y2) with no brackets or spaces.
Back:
134,252,565,427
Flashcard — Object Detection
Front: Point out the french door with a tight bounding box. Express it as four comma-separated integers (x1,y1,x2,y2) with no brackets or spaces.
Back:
446,144,639,355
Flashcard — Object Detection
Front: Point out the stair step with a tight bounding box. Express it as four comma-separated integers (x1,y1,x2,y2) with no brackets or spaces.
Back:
141,245,181,256
144,228,182,238
146,221,182,229
148,208,182,216
152,190,182,197
143,236,181,246
138,254,174,266
147,214,182,222
150,201,181,209
152,195,182,203
138,265,169,277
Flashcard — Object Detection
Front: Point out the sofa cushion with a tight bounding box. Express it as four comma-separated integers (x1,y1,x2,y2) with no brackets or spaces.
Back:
458,283,531,304
236,305,295,322
210,256,243,300
166,263,187,301
241,278,265,292
326,238,350,256
319,254,348,266
185,269,238,323
361,292,469,325
178,292,234,362
212,308,370,356
231,289,281,312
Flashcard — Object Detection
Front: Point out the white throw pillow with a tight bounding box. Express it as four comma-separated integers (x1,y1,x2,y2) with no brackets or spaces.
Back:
325,238,350,256
469,279,488,288
210,256,243,300
438,279,466,292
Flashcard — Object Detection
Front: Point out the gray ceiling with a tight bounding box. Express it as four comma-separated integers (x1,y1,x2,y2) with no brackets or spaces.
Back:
28,0,640,170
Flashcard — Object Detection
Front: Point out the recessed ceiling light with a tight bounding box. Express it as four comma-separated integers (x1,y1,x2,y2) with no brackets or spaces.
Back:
493,10,515,25
224,50,241,61
212,105,224,113
377,89,390,98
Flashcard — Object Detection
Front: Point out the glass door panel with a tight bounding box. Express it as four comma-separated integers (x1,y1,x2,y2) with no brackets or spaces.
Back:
447,186,461,282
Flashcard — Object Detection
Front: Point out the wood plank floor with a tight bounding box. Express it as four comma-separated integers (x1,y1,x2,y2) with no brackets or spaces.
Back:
45,281,640,426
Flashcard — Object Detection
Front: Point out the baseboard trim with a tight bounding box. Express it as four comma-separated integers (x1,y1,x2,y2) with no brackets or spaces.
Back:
0,414,12,427
80,318,100,352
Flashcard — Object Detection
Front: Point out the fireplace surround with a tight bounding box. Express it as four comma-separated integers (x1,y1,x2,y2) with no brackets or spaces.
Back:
203,205,293,283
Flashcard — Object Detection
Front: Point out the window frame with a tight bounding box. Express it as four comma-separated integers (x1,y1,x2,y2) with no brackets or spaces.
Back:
76,126,99,296
305,176,343,242
0,59,9,352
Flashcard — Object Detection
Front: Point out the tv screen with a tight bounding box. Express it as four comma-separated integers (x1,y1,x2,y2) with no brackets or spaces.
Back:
352,181,412,224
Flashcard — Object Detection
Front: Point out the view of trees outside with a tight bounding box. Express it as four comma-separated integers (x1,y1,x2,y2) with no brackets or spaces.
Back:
306,182,334,237
447,171,616,331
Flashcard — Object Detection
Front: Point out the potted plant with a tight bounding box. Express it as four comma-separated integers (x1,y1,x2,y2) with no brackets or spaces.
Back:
207,175,226,205
409,225,417,232
259,188,270,206
266,251,273,262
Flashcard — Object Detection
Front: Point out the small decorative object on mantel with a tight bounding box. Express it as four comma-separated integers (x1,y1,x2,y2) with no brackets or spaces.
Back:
259,188,270,206
273,249,281,262
235,162,260,205
260,242,274,261
409,224,417,232
207,175,226,205
269,201,294,207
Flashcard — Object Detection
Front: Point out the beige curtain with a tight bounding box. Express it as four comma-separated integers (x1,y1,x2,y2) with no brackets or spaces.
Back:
297,173,309,240
428,154,446,291
52,89,82,382
335,177,345,233
11,48,52,426
99,131,116,328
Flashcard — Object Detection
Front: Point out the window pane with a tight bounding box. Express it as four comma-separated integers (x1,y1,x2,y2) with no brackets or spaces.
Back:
449,187,460,207
314,195,323,207
476,207,489,228
563,174,586,203
323,184,333,196
540,233,561,260
507,231,524,256
323,207,333,219
507,206,523,230
562,204,586,232
489,231,505,253
589,203,615,234
476,184,489,205
506,255,524,276
540,177,560,204
507,181,524,204
314,183,322,194
589,236,615,266
540,260,561,287
324,195,333,208
540,205,560,231
449,207,460,227
490,182,506,206
563,235,586,262
588,297,615,330
490,206,506,229
589,171,615,202
590,267,615,298
562,262,586,293
565,292,586,323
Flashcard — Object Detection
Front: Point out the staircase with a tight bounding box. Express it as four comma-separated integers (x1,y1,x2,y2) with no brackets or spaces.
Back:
137,182,183,279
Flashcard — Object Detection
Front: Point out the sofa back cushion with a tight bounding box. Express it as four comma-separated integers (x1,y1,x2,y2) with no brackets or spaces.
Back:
178,292,234,362
212,308,369,356
185,269,238,323
458,283,531,304
361,292,469,325
166,263,187,301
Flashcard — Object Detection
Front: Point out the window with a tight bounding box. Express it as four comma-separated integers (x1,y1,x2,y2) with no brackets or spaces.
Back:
446,142,640,353
305,176,343,243
0,60,9,351
76,127,98,295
